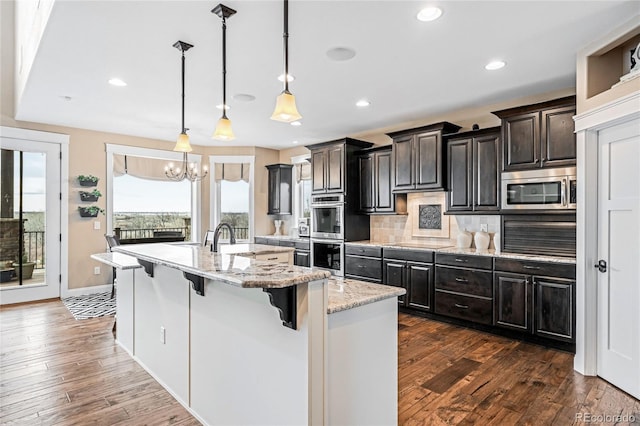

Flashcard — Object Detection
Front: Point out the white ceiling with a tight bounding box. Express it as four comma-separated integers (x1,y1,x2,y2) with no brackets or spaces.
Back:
16,1,638,149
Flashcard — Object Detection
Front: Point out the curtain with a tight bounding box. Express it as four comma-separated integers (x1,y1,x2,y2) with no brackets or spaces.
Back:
295,162,311,182
214,163,251,182
113,154,184,181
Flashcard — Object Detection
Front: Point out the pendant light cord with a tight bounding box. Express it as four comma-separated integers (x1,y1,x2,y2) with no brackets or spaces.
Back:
181,49,186,134
222,16,228,119
283,0,289,94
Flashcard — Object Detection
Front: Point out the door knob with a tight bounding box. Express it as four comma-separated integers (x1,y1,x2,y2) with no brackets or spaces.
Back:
594,259,607,273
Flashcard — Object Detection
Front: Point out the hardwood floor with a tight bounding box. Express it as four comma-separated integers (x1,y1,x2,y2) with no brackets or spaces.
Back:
1,301,638,425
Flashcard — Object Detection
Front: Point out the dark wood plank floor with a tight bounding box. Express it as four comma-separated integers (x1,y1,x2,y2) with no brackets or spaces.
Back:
1,301,638,425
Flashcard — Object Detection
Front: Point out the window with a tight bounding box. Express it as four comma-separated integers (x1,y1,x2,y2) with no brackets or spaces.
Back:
292,154,312,226
210,156,254,242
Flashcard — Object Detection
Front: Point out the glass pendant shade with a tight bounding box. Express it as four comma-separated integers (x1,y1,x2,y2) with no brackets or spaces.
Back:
213,116,235,141
174,132,193,152
271,91,302,123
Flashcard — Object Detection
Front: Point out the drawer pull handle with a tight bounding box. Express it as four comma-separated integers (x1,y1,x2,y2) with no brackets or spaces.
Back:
358,265,365,268
454,258,468,263
455,277,468,283
454,303,469,309
523,265,540,270
266,257,278,261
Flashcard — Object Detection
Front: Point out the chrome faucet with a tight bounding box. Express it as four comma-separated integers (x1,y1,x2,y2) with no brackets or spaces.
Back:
211,222,236,252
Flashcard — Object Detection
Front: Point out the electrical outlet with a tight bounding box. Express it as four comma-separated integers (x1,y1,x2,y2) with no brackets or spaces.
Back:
160,326,166,344
93,266,100,275
480,223,488,232
93,221,101,230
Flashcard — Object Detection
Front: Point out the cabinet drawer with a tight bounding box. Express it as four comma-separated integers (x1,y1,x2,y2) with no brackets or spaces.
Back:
436,253,493,270
278,240,296,248
435,266,493,298
255,252,291,264
294,240,310,250
345,244,382,258
254,237,268,245
435,291,492,325
494,258,575,279
383,248,434,263
345,255,382,281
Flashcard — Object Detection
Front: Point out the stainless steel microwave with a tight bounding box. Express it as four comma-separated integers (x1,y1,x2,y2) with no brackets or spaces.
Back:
501,167,576,210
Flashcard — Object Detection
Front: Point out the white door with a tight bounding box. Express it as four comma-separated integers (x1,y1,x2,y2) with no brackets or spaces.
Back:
0,137,61,304
596,117,640,399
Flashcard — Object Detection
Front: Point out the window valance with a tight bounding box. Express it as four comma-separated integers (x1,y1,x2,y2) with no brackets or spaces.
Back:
214,163,251,182
295,162,311,182
113,154,182,181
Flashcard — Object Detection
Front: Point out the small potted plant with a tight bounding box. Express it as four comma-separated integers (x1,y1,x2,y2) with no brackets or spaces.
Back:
80,189,102,202
13,255,36,281
78,174,99,187
78,205,104,217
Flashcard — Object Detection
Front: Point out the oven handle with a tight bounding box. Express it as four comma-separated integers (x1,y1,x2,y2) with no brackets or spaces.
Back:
561,177,567,206
311,202,344,208
311,238,344,245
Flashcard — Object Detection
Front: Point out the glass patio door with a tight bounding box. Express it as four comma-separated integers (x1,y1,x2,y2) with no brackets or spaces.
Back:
0,138,61,304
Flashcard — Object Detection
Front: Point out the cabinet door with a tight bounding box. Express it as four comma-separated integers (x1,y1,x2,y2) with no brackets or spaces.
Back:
407,262,433,312
311,149,326,193
447,138,472,211
294,250,310,267
267,167,280,214
383,260,407,306
358,154,375,213
375,150,394,212
392,135,414,191
326,144,344,193
415,131,443,190
541,106,576,168
533,276,574,342
494,272,531,332
503,112,540,171
473,134,500,211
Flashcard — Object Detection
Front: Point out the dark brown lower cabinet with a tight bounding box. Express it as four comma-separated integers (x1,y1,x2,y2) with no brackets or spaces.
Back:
294,250,310,267
382,248,434,311
494,270,575,343
344,244,382,283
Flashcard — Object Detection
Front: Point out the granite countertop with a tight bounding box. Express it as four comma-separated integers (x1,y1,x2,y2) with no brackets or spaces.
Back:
255,235,310,243
345,240,576,264
111,243,329,288
91,252,142,269
328,277,405,314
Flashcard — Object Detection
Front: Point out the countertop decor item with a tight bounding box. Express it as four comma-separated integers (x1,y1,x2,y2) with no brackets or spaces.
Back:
474,231,490,251
493,232,501,253
80,189,101,202
456,229,473,248
78,175,99,187
273,220,283,236
212,3,237,141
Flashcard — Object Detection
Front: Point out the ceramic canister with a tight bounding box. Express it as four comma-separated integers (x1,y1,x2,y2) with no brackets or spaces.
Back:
474,231,490,250
457,229,473,248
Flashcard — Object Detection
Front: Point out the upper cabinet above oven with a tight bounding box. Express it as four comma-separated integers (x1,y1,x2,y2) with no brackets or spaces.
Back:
492,96,576,171
308,138,372,197
386,122,462,193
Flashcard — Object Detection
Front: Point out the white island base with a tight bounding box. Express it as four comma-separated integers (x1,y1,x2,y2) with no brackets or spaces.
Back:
95,245,400,425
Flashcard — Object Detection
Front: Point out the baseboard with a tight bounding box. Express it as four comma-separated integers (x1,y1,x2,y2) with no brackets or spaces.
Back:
62,284,113,298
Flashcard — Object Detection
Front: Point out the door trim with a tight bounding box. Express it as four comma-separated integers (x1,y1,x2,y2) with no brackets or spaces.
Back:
573,90,640,375
0,126,69,299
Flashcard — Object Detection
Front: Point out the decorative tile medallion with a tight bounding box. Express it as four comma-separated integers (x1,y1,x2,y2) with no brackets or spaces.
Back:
418,204,442,229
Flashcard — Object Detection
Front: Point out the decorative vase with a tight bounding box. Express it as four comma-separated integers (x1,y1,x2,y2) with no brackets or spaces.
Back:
493,232,501,253
273,220,283,236
474,231,490,251
456,229,473,248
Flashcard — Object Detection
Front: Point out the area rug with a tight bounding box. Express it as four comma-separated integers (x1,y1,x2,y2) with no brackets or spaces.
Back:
62,291,116,320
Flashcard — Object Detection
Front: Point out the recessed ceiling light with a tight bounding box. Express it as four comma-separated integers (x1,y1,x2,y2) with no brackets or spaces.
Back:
417,7,442,22
291,121,302,127
216,104,231,110
292,140,299,144
278,74,295,82
233,93,255,102
326,47,356,61
108,78,127,87
356,99,371,108
485,60,506,70
60,95,72,101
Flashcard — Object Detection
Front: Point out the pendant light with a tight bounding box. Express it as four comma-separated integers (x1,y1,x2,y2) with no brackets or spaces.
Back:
212,4,237,141
165,41,208,182
271,0,302,123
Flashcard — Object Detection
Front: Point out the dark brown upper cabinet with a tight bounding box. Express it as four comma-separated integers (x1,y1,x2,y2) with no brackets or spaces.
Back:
266,164,293,215
356,147,406,215
308,138,372,196
493,96,576,171
446,127,501,213
387,122,461,193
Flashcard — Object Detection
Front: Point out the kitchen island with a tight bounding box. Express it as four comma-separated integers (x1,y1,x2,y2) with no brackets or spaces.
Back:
93,243,404,426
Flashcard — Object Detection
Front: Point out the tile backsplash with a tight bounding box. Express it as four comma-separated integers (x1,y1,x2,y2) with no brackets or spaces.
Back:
369,192,500,248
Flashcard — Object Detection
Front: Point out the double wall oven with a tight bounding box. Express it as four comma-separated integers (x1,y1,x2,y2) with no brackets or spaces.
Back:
310,194,344,276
